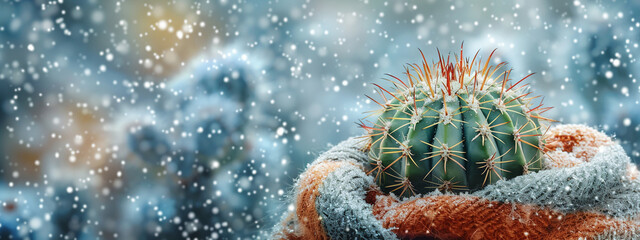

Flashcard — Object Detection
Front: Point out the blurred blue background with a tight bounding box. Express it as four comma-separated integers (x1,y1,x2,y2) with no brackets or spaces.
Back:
0,0,639,239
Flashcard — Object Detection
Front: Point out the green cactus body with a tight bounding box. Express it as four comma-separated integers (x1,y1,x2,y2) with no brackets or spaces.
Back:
364,49,550,197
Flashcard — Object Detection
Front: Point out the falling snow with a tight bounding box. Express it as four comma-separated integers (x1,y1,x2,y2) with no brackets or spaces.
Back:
0,0,639,239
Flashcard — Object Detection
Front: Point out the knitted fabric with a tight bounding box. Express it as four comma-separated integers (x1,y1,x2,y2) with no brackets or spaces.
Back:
271,137,375,240
544,124,614,168
271,124,640,239
369,191,640,239
543,124,640,180
316,164,397,239
474,144,640,216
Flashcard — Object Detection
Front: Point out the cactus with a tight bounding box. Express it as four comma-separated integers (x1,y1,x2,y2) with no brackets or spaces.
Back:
196,62,252,104
0,221,33,240
184,95,247,163
51,186,89,239
363,47,552,196
127,125,171,164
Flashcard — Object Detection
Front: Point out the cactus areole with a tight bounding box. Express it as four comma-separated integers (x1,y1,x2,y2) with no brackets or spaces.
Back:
362,47,552,197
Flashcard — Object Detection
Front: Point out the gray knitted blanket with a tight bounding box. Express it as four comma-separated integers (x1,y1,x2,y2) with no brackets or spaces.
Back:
272,137,640,239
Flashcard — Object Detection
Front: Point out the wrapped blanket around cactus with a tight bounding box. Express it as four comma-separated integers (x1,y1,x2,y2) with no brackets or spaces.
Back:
271,48,640,239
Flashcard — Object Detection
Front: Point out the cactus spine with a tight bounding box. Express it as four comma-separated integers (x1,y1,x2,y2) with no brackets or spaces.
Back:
363,47,552,197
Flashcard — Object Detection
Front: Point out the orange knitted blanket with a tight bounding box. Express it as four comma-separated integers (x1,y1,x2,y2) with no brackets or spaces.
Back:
272,124,640,239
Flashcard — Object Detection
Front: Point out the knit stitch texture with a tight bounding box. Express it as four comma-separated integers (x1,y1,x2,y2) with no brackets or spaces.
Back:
271,125,640,239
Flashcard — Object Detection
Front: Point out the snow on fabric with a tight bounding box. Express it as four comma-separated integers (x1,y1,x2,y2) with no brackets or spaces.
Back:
272,124,640,239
